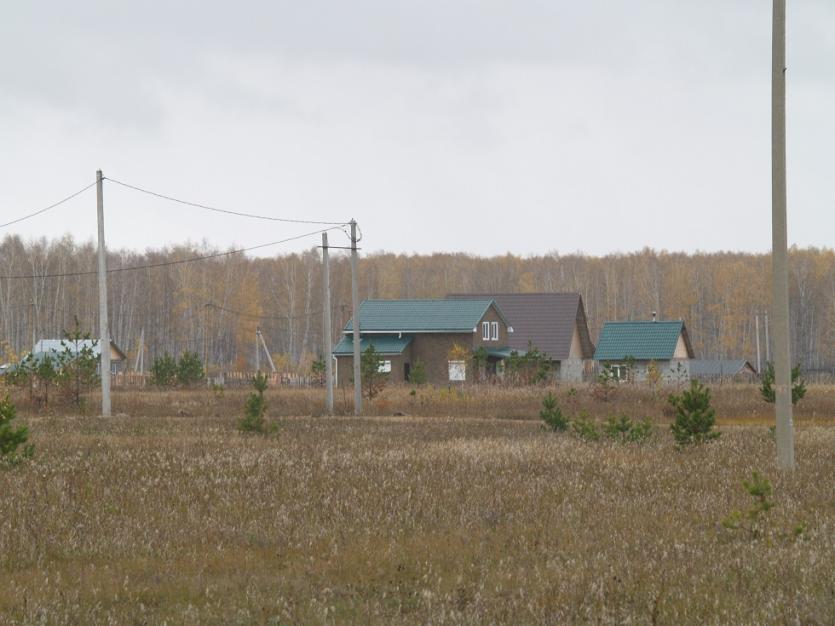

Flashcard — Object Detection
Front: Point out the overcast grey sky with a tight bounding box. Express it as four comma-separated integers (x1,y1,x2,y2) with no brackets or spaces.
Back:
1,1,832,257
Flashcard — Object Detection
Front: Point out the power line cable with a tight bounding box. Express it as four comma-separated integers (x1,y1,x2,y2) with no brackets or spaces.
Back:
0,226,343,280
105,177,349,226
0,181,97,230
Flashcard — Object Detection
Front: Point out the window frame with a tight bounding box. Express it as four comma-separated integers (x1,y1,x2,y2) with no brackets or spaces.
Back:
491,321,499,341
482,321,490,340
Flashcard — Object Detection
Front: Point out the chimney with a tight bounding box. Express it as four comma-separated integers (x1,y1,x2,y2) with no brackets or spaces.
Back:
651,311,657,323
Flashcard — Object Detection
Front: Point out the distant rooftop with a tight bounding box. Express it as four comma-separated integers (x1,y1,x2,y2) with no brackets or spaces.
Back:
594,320,693,361
344,299,508,333
448,292,594,360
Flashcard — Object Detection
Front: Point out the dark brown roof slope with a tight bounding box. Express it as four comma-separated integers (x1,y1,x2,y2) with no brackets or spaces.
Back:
447,293,595,360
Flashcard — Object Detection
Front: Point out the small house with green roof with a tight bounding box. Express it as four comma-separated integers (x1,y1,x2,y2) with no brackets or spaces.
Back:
593,319,694,383
333,299,513,386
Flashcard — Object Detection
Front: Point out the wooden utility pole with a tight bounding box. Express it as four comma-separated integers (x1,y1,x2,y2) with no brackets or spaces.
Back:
772,0,794,470
96,170,112,417
322,232,334,415
350,220,362,416
755,313,762,374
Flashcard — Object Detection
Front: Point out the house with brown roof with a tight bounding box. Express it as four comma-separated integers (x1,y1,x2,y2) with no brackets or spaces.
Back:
448,293,596,382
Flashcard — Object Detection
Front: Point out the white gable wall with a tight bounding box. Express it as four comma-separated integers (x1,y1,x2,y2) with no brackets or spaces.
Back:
673,334,689,359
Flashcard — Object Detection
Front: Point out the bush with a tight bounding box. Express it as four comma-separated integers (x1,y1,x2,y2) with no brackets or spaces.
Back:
722,471,775,538
592,364,616,402
760,362,806,405
668,380,720,446
311,359,326,385
56,320,100,409
239,372,275,434
540,392,568,432
0,394,34,466
571,412,600,441
177,351,204,387
408,359,428,385
603,415,654,443
150,353,178,387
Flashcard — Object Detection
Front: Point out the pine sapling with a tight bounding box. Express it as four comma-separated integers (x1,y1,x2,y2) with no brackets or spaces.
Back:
759,361,807,405
540,392,568,432
0,394,34,466
722,471,775,538
668,380,720,446
239,372,275,434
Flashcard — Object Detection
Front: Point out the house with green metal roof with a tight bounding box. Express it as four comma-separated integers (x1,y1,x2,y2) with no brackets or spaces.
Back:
334,299,512,385
593,319,695,383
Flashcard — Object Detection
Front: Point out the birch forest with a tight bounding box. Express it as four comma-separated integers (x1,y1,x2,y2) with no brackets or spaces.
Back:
1,234,834,374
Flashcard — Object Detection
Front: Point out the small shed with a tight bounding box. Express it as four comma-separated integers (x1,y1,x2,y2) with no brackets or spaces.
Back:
32,338,127,374
689,359,758,382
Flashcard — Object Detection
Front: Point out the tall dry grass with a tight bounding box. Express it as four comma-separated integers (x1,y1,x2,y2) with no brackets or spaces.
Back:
1,412,834,624
11,382,834,425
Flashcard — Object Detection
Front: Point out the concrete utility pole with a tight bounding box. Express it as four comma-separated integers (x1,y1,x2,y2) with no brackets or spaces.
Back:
255,327,261,373
257,328,277,373
350,220,362,416
134,328,145,374
96,170,112,417
322,232,334,415
765,311,771,362
203,303,209,378
772,0,794,470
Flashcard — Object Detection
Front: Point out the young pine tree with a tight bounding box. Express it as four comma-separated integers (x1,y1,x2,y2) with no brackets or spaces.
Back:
408,359,428,385
759,362,806,405
360,344,388,400
150,353,178,387
176,351,204,387
239,372,275,434
668,380,720,445
0,394,34,465
540,392,568,432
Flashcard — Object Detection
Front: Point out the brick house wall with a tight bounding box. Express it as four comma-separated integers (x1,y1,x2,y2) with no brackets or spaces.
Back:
334,302,510,387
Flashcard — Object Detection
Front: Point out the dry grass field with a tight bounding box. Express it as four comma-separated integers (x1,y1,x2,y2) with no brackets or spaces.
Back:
16,382,834,424
2,390,835,624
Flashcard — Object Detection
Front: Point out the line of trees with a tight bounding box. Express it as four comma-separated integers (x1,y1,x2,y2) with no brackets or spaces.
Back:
1,234,833,374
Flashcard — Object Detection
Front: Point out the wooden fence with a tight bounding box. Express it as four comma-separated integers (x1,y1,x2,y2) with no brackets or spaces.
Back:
111,371,321,389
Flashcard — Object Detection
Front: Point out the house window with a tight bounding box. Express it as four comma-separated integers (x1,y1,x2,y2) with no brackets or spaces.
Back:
491,321,499,341
378,360,391,373
611,364,628,382
482,321,490,340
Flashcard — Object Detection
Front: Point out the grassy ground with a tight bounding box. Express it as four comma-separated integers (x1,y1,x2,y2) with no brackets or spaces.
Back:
1,409,834,624
13,382,835,424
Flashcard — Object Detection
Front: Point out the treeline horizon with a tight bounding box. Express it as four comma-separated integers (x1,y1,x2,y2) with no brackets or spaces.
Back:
1,234,833,373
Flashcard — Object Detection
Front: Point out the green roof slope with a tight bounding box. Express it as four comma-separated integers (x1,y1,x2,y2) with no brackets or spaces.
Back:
333,335,412,355
594,321,689,361
344,299,499,333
